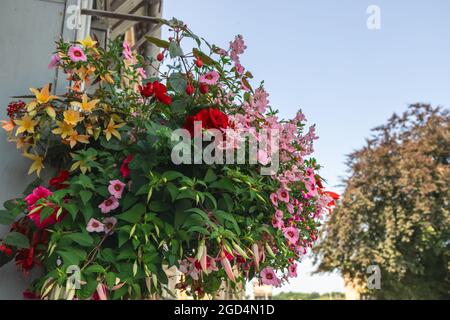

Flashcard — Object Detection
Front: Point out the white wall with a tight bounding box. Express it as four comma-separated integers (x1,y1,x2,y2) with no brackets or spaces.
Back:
0,0,74,299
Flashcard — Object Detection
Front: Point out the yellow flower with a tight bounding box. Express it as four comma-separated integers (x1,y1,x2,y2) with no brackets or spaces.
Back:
1,119,15,132
63,109,84,126
78,35,97,48
8,136,29,149
52,121,74,139
23,152,44,176
104,119,125,141
76,65,96,81
66,130,90,148
100,73,115,84
70,94,99,113
28,84,58,110
14,115,38,135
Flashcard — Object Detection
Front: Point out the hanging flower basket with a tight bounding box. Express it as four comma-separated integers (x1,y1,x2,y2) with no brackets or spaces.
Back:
0,18,337,300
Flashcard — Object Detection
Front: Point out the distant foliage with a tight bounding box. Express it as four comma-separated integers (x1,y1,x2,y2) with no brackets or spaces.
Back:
314,104,450,299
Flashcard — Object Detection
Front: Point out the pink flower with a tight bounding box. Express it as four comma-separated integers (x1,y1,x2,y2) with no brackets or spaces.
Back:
98,196,120,214
25,186,52,208
286,203,295,214
288,263,298,278
48,54,60,69
136,67,147,79
86,218,105,233
274,209,283,220
108,179,126,199
199,71,220,85
257,149,269,165
283,226,299,244
272,216,284,230
25,186,63,229
277,188,290,203
229,34,246,64
260,267,280,287
120,155,133,178
306,181,318,197
235,63,245,74
270,193,278,207
122,41,133,61
68,46,87,62
103,216,117,234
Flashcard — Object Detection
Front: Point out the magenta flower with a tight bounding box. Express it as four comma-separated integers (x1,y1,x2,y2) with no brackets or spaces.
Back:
260,267,280,287
283,226,299,244
108,179,126,199
98,196,119,214
199,71,220,85
48,54,60,69
270,193,278,207
86,218,105,233
288,263,298,278
68,46,87,62
277,188,290,203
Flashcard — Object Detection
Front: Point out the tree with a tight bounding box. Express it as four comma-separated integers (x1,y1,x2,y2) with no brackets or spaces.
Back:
313,104,450,299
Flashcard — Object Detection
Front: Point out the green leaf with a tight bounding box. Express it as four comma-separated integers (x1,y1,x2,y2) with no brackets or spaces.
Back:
75,175,95,190
169,41,183,58
63,202,78,220
84,264,105,274
80,203,94,223
79,190,93,205
171,100,187,114
0,210,14,225
204,168,218,183
187,226,211,235
213,210,241,235
4,232,29,249
162,170,184,181
210,178,235,192
168,73,187,94
106,272,116,290
116,203,146,223
192,48,217,66
39,206,54,223
57,247,86,266
145,36,170,49
66,232,94,247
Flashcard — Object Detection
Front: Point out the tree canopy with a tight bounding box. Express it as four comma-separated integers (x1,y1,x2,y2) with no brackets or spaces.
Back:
314,104,449,299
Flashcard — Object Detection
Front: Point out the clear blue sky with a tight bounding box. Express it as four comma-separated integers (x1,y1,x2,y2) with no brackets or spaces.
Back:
162,0,450,294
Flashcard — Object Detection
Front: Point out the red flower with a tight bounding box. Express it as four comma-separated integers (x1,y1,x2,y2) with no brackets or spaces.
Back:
195,57,203,68
157,52,164,62
199,83,208,94
120,155,133,179
23,290,39,299
139,82,154,97
0,243,12,256
15,247,37,272
183,107,229,137
49,170,70,190
323,191,340,206
153,81,172,105
185,83,195,95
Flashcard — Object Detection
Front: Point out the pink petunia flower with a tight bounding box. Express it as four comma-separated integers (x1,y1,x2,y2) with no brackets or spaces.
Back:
68,46,87,62
199,71,220,85
48,54,60,69
283,226,299,244
272,216,284,230
288,263,298,278
274,209,283,220
270,193,278,207
260,267,281,287
277,188,290,203
86,218,105,233
98,196,120,214
108,179,126,199
103,216,118,234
